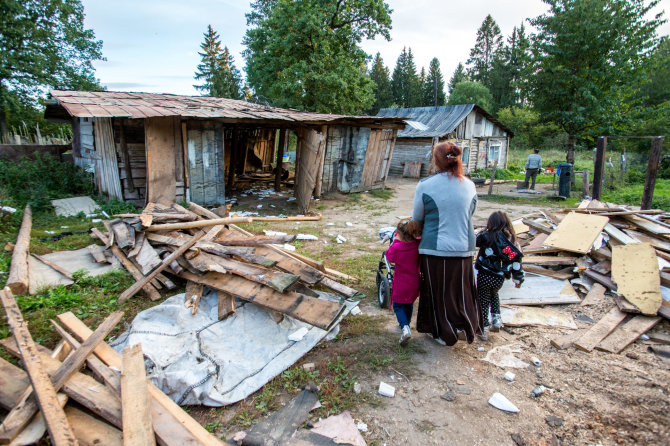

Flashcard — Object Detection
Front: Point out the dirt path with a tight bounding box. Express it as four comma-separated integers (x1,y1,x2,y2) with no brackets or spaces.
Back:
310,177,670,446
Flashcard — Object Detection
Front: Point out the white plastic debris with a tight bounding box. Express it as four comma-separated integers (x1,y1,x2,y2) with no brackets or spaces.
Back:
91,219,102,223
477,347,485,352
85,213,98,218
327,223,335,226
296,234,318,241
101,210,110,219
350,306,362,316
336,234,347,244
531,385,546,398
488,392,519,413
504,371,516,382
0,206,17,213
530,356,542,367
44,230,56,234
60,226,69,229
356,422,368,433
288,327,309,342
640,334,650,341
257,204,263,209
281,243,296,252
264,230,287,236
287,197,296,202
353,382,361,394
378,381,395,398
345,222,353,227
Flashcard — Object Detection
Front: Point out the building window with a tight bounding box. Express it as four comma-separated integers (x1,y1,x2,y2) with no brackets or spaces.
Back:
461,144,470,166
488,145,501,164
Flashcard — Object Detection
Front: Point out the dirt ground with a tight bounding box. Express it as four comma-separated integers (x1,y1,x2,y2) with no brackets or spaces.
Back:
218,176,670,445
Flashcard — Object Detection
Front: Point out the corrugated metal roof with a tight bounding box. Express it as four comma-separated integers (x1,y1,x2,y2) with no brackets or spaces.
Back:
376,104,512,138
376,105,474,138
46,90,405,126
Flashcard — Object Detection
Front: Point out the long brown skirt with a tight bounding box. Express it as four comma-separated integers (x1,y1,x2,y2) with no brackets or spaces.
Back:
416,255,482,346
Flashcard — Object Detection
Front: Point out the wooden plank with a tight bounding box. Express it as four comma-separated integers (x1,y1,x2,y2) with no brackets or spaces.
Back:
90,230,161,301
580,283,608,306
624,214,670,236
179,271,344,330
187,251,300,293
591,260,611,275
214,234,297,246
543,212,609,254
144,217,251,232
145,117,176,205
7,205,31,295
32,254,73,280
0,337,123,430
573,307,627,352
583,269,617,291
596,315,661,353
523,265,574,280
217,291,235,320
521,218,553,235
648,332,670,345
523,233,548,252
612,243,662,315
122,344,155,446
605,223,639,245
65,407,123,446
135,237,162,275
0,356,31,410
0,288,77,446
184,281,204,315
550,329,586,350
86,244,107,264
295,127,325,213
110,219,134,250
54,313,224,446
140,203,156,228
118,230,207,303
0,311,122,442
523,256,578,266
10,393,68,446
623,229,670,252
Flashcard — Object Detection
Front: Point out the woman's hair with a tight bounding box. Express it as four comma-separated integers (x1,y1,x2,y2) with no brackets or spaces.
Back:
432,142,464,179
486,211,517,245
396,218,423,241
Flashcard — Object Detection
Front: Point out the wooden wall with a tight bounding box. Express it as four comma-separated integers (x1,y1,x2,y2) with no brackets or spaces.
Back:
388,138,434,177
321,126,371,193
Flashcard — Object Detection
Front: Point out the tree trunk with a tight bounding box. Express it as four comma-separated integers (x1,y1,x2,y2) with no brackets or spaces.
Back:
0,105,9,143
566,134,576,164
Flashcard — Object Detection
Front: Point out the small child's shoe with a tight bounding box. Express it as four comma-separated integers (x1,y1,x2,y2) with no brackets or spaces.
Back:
399,325,412,346
491,314,503,332
478,327,489,342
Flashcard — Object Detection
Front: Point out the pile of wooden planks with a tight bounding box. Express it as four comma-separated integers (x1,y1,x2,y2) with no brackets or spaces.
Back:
92,202,358,331
0,286,224,446
509,199,669,353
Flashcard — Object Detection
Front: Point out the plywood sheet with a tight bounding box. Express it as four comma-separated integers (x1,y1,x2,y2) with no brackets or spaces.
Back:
145,117,176,205
501,306,577,329
612,243,662,315
499,274,581,305
543,212,609,254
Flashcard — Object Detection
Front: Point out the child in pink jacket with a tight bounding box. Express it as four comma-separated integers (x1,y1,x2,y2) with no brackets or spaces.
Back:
385,219,422,346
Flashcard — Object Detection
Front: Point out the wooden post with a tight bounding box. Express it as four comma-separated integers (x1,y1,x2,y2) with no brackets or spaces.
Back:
227,129,237,191
641,136,664,210
275,129,287,192
119,119,135,192
592,136,607,200
122,344,155,446
7,205,31,295
582,169,590,198
487,160,498,196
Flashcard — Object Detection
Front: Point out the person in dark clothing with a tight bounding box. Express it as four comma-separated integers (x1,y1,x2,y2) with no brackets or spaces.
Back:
524,149,542,189
475,211,525,341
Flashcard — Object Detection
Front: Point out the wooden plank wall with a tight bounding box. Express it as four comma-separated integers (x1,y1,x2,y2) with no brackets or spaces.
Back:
145,117,177,205
388,138,434,177
360,129,395,188
246,128,276,172
94,118,124,200
321,126,372,193
187,121,225,206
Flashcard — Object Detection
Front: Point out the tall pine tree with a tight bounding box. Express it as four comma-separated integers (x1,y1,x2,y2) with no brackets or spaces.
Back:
422,58,446,106
489,24,531,112
368,52,394,113
448,63,468,94
466,14,503,88
391,47,421,107
194,25,243,99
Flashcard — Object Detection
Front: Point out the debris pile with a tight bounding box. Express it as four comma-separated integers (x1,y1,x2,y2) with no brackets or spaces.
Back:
0,288,223,446
504,199,669,353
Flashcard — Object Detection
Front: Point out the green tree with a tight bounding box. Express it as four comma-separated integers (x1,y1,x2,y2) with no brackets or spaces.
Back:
640,38,670,107
448,81,493,112
194,25,243,99
368,52,393,113
391,47,421,107
489,24,531,112
448,62,468,94
422,58,446,106
466,14,503,88
497,105,561,150
0,0,103,136
243,0,392,114
529,0,664,163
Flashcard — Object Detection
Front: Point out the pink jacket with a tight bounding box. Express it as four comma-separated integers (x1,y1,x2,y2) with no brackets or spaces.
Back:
385,238,421,304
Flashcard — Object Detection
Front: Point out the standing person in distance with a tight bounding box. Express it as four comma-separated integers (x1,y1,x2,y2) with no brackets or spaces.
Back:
475,211,525,341
524,149,542,190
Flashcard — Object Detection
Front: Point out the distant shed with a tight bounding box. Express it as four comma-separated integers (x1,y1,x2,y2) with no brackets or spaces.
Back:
377,104,513,176
45,91,405,211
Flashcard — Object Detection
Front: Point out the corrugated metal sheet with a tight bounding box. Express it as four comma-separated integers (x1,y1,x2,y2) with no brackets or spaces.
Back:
47,90,405,126
376,105,475,138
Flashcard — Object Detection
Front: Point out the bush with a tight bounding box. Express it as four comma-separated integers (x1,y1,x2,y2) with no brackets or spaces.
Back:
0,154,95,212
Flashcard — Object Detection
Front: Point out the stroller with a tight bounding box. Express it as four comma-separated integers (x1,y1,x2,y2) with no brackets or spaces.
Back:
375,227,396,308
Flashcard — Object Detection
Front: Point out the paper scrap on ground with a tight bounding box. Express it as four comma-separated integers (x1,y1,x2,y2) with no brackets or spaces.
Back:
51,196,100,217
612,243,662,315
501,306,577,329
481,345,530,369
489,392,520,413
310,411,366,446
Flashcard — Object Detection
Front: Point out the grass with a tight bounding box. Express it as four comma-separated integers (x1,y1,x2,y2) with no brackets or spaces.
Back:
602,179,670,211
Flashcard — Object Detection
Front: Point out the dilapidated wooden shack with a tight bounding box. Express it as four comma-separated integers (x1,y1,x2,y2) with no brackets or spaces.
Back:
45,91,405,211
377,104,513,176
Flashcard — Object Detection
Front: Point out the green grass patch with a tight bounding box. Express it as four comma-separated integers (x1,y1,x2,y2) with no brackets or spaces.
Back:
368,188,394,200
602,179,670,211
479,194,581,208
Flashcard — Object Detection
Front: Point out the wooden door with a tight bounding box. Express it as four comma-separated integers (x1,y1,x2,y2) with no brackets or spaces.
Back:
186,123,226,206
360,129,397,188
295,127,326,213
145,117,176,204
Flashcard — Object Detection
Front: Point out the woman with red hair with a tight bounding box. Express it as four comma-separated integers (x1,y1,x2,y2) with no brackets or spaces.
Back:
411,142,482,346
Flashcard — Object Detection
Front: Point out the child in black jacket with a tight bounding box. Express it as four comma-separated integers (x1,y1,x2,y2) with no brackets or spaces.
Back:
475,211,525,340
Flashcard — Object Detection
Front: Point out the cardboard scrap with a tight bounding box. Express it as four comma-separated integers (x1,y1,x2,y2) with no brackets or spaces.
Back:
501,306,577,329
612,243,662,315
543,212,609,254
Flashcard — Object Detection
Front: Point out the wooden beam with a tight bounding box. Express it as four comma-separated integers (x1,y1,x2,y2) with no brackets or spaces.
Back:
521,218,553,235
139,203,156,228
86,244,107,264
592,136,607,200
487,159,497,196
143,217,251,232
275,128,286,192
596,315,661,353
184,281,204,315
122,344,156,446
641,136,664,210
0,288,77,446
0,309,122,443
217,291,235,320
523,256,578,266
54,312,224,446
65,406,123,446
214,234,297,246
119,118,135,192
573,307,627,352
118,230,207,303
7,205,31,295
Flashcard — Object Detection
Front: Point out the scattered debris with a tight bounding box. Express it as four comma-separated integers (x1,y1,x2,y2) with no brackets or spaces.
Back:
501,305,578,329
481,345,530,369
504,371,516,382
530,356,542,367
350,305,362,316
440,390,456,402
309,411,366,446
531,385,546,398
488,392,519,413
51,196,100,217
336,234,347,244
546,416,563,427
378,381,395,398
289,327,309,342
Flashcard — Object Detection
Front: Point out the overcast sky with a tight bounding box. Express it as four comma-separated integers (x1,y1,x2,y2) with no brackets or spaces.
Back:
81,0,669,96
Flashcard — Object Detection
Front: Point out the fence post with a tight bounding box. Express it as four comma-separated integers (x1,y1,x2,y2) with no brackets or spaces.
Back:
592,136,607,200
488,160,498,196
582,169,589,198
641,136,664,210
